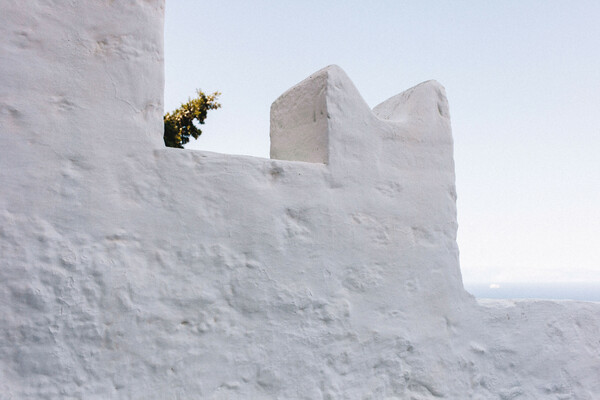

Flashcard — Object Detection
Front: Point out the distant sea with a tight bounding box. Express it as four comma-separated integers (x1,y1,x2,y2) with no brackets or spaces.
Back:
464,282,600,302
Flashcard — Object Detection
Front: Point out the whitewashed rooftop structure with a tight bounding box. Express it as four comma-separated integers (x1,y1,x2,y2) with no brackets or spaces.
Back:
1,1,599,398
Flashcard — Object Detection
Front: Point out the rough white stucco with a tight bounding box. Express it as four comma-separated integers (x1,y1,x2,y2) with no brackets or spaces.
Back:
1,2,599,399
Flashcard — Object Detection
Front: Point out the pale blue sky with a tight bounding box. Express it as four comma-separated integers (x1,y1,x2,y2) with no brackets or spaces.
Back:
165,1,600,284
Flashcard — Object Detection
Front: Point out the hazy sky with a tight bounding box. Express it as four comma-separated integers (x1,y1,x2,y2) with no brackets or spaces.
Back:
164,1,600,284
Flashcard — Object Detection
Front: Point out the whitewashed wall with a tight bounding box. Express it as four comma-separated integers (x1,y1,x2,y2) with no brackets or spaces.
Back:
1,2,599,399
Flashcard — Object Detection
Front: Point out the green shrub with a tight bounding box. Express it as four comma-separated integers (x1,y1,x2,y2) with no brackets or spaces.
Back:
164,90,221,148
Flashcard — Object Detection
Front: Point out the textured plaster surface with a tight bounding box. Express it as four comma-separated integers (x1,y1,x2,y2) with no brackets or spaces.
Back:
1,2,599,399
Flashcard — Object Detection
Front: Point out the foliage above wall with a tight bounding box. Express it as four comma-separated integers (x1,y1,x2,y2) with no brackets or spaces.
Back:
163,90,221,148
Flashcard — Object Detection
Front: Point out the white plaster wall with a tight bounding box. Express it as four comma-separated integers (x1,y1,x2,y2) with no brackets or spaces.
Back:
1,2,599,399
